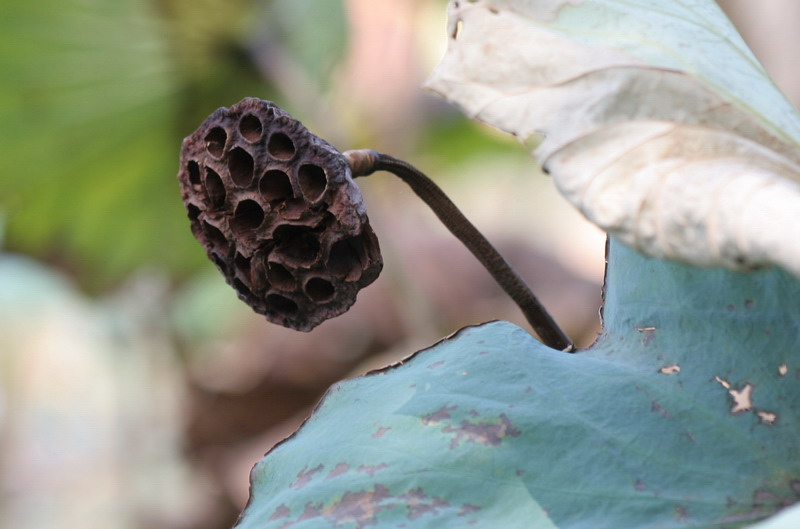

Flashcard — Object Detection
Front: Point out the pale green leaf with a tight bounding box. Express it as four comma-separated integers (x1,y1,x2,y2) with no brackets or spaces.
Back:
236,238,800,528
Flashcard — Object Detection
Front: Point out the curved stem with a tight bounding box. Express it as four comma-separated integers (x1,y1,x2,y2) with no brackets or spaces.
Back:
345,149,574,352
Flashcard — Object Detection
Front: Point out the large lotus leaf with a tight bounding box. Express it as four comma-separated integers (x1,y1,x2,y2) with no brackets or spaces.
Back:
235,238,800,528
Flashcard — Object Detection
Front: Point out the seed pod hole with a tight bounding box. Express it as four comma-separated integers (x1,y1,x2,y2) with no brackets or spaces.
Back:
328,236,366,280
187,161,201,187
250,258,270,292
298,163,328,202
267,293,298,315
235,252,251,275
233,278,255,299
239,114,263,142
210,253,228,273
186,203,201,221
273,225,320,265
268,132,295,160
202,222,229,254
305,277,335,302
229,148,255,186
205,168,226,208
205,127,227,158
231,200,265,235
267,262,295,291
260,169,294,202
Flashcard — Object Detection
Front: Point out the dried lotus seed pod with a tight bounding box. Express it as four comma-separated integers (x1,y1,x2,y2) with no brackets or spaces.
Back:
177,98,382,331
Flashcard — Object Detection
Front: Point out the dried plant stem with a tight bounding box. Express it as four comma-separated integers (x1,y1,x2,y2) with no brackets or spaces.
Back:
345,149,574,352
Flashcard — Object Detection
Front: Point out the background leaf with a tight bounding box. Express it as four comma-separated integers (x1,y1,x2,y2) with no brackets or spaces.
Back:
0,0,186,284
236,238,800,528
255,0,347,88
425,0,800,278
0,0,281,288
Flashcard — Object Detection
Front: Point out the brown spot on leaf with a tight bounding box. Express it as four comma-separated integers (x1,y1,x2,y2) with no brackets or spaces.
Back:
441,413,521,449
422,406,458,425
324,485,392,529
754,489,780,504
297,501,324,523
356,463,388,477
400,488,449,520
269,504,291,521
326,463,349,480
636,384,670,418
720,509,770,525
744,299,755,309
427,361,445,369
720,481,800,524
275,485,451,529
651,401,671,418
674,506,688,521
459,504,481,516
635,480,647,491
292,464,324,489
372,426,391,439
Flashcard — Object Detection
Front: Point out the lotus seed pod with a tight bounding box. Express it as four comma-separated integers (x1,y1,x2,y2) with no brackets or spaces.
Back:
177,98,382,331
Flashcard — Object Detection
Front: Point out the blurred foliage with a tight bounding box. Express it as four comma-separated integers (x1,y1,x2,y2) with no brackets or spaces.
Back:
0,0,524,295
417,115,528,174
0,0,346,291
254,0,348,89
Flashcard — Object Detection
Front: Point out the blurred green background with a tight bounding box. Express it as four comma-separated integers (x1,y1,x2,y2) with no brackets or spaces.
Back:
5,0,788,527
